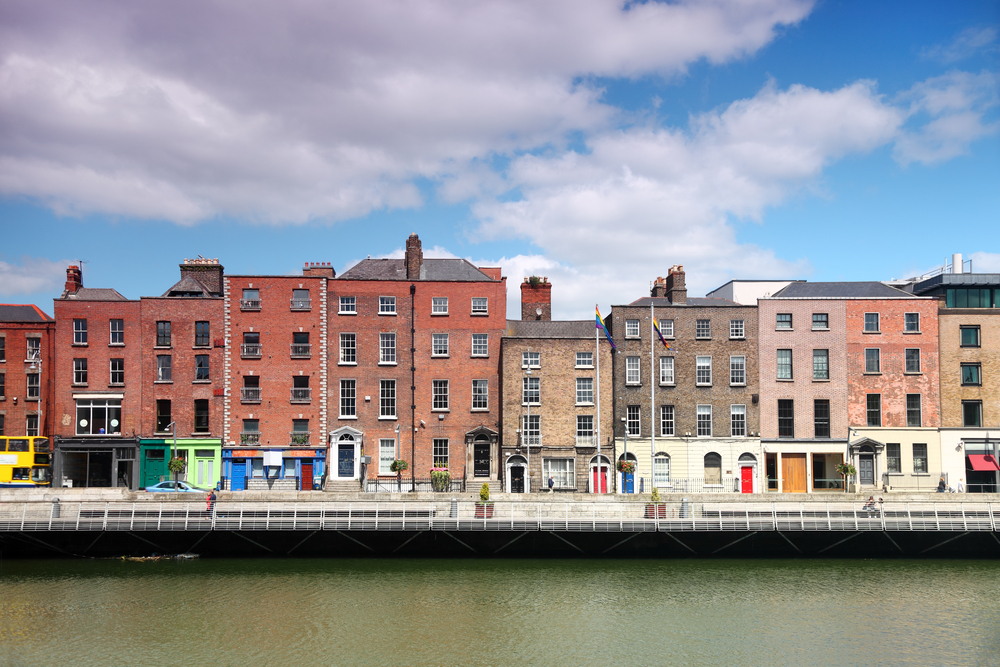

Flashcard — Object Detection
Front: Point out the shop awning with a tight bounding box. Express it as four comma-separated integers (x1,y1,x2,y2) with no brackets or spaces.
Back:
967,454,1000,471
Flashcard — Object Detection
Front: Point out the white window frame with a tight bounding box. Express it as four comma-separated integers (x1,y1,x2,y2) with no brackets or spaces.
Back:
660,405,674,436
696,356,712,386
432,297,449,315
654,454,670,486
522,376,540,405
625,320,640,338
696,404,713,437
576,377,594,405
340,333,357,365
471,333,488,357
471,297,488,315
379,332,396,364
522,414,540,445
660,319,674,337
432,380,449,411
576,415,594,446
626,405,640,437
110,358,124,385
696,319,711,339
339,296,357,314
522,351,540,369
543,458,575,489
340,379,356,418
73,358,88,385
379,438,396,476
379,296,396,315
74,319,88,345
730,319,745,339
777,349,793,380
575,352,594,368
659,357,674,385
110,319,124,345
433,438,449,468
432,333,449,357
472,379,489,410
731,404,746,437
730,355,746,386
379,379,396,419
626,356,640,385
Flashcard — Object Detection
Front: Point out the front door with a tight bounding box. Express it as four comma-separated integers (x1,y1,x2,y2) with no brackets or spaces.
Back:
510,466,525,493
301,462,313,491
621,471,634,493
338,445,355,477
859,455,874,485
740,466,754,493
231,460,246,491
592,465,608,493
781,454,807,493
474,443,490,477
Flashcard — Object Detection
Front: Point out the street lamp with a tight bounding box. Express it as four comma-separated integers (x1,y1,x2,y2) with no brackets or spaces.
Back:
166,421,178,485
621,416,628,494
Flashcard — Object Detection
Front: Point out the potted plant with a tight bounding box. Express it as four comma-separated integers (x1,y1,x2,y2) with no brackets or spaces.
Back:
836,462,857,493
167,457,185,484
617,459,636,475
430,462,450,492
290,433,310,445
390,459,408,491
645,486,667,519
475,482,494,518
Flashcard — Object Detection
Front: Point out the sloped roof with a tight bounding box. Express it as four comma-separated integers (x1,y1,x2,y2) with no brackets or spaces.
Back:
339,258,496,281
627,296,742,307
771,282,916,299
0,304,54,322
162,275,216,297
505,320,593,338
62,287,128,301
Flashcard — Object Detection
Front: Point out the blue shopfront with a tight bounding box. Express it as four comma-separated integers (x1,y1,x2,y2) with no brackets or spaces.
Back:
222,448,326,491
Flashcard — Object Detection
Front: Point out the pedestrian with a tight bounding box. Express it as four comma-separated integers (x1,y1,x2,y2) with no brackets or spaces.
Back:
207,489,217,519
548,475,554,493
957,477,965,493
937,477,947,493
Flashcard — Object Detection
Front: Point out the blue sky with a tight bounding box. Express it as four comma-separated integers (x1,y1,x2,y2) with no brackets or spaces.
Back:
1,0,997,319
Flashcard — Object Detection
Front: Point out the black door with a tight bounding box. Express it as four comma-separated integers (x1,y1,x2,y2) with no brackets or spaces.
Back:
510,466,524,493
474,443,490,477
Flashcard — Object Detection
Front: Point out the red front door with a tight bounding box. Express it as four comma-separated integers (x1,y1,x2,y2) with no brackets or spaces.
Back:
740,466,753,493
592,465,608,493
301,463,313,491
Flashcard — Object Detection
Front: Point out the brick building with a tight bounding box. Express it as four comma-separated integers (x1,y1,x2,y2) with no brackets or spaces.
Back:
138,259,225,490
910,269,1000,492
222,266,331,490
760,282,939,493
52,266,141,488
330,233,506,490
500,278,614,493
609,266,761,494
0,304,56,439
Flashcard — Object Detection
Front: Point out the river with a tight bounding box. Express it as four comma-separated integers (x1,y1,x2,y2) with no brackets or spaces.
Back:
1,558,998,666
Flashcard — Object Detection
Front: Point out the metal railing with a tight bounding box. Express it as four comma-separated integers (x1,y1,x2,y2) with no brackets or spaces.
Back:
289,432,311,446
882,472,950,492
1,500,996,533
575,435,596,447
241,387,262,402
240,299,261,310
290,298,311,310
649,477,740,493
241,343,262,357
290,388,312,402
290,344,311,358
240,432,261,445
364,478,467,493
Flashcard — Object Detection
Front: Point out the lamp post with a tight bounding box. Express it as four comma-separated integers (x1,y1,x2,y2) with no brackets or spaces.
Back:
166,421,178,485
394,423,401,492
621,415,628,494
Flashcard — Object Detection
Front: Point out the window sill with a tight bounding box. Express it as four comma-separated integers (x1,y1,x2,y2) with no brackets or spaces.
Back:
72,343,88,347
108,383,125,387
72,383,88,387
155,380,173,384
776,378,794,382
154,432,173,436
471,355,489,359
431,313,449,317
730,383,746,388
522,403,540,407
862,331,881,335
911,473,931,477
471,408,489,412
193,345,212,350
696,383,712,387
812,378,830,383
338,311,357,316
575,366,595,370
960,384,982,387
729,337,745,341
338,415,358,420
192,380,212,384
659,382,675,387
339,362,357,366
625,382,641,387
378,362,398,366
431,408,450,413
695,337,712,341
471,312,489,317
902,331,922,335
378,312,397,316
431,355,450,359
624,336,641,340
576,402,595,407
377,416,397,421
863,372,882,376
25,397,39,402
108,343,125,347
775,328,793,332
153,346,172,350
904,372,922,376
811,327,829,332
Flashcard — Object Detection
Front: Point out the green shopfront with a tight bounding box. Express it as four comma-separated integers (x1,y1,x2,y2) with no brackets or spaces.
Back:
140,439,222,490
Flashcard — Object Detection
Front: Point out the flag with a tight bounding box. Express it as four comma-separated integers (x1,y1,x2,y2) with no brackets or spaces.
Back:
653,317,674,351
595,306,616,350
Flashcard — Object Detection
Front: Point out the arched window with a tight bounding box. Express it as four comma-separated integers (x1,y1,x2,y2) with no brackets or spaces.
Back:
704,452,722,485
738,453,757,464
339,433,354,443
653,452,670,486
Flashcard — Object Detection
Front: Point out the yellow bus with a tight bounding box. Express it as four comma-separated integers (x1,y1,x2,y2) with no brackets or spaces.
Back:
0,436,52,488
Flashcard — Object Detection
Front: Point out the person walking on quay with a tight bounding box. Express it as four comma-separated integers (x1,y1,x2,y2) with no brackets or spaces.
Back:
548,476,554,493
207,489,217,522
956,478,965,493
937,477,947,493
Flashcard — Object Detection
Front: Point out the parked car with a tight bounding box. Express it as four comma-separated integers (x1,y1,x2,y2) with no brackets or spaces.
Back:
144,481,209,493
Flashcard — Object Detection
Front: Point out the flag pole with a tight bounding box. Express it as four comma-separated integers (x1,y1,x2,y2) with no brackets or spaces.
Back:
650,302,655,495
595,305,602,494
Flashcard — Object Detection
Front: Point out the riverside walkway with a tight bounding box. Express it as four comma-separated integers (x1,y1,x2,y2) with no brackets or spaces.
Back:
2,495,999,558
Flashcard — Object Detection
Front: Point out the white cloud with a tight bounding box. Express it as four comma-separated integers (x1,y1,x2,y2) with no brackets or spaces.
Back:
0,0,814,223
922,26,998,64
894,71,999,165
0,256,71,296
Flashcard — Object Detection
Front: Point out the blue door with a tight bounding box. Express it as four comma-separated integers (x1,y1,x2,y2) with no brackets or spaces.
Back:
231,460,247,491
622,472,634,493
338,445,354,477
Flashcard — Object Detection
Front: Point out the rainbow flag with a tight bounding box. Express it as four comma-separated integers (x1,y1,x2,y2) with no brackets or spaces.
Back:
653,317,674,351
595,306,615,350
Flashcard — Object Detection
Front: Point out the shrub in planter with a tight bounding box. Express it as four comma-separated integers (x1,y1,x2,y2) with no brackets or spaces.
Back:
430,466,450,492
389,460,408,474
835,463,857,492
475,483,494,518
646,486,667,518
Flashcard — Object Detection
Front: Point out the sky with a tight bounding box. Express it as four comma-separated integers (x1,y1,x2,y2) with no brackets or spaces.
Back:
0,0,997,319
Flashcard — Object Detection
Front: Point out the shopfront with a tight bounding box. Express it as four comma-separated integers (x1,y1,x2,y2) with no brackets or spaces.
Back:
53,437,139,489
140,439,222,489
222,448,326,491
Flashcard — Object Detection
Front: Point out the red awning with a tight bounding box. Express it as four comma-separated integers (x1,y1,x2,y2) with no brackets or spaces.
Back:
968,454,1000,471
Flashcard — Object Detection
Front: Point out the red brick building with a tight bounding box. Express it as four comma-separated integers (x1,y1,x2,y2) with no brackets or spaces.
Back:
329,233,506,490
0,304,56,439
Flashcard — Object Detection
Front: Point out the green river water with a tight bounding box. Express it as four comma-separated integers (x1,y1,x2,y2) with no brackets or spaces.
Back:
1,558,998,666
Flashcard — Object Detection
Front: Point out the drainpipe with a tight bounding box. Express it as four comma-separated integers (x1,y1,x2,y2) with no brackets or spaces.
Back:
410,283,416,491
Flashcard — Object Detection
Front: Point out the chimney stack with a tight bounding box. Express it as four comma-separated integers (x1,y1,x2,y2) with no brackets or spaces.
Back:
665,265,687,304
64,265,82,294
405,233,423,280
651,276,667,298
302,261,336,278
521,276,552,321
180,257,224,295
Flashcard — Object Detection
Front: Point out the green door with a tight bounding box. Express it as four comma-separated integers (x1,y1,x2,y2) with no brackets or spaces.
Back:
142,448,168,487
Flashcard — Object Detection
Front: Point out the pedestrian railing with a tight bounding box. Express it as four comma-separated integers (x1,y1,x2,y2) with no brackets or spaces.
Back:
0,501,997,533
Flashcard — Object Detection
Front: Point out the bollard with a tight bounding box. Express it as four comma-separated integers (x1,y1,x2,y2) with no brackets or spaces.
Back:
680,497,690,519
450,497,458,518
52,498,61,519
